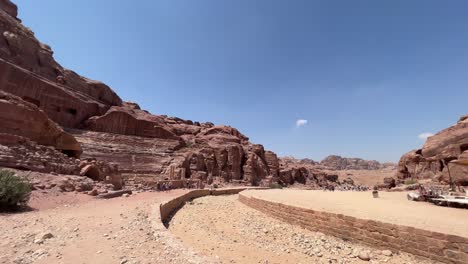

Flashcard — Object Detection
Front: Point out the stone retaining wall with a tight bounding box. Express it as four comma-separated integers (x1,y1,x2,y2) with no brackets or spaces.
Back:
238,193,468,264
159,188,265,223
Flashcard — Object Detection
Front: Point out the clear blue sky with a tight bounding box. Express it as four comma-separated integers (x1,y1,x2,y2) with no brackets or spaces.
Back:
15,1,468,162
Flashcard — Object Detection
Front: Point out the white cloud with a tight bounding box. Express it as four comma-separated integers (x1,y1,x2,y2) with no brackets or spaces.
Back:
296,119,308,127
418,132,434,140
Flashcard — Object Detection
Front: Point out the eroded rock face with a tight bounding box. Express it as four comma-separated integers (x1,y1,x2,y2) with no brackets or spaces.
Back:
422,118,468,159
320,155,386,170
83,106,181,140
79,159,123,190
396,116,468,185
264,151,279,178
0,58,115,127
0,134,80,174
0,91,82,157
0,0,17,18
243,152,269,185
0,7,121,107
0,1,284,188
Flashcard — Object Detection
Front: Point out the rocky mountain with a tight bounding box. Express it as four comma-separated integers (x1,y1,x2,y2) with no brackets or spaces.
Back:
280,155,394,171
396,115,468,186
0,1,397,192
0,1,285,189
319,155,394,170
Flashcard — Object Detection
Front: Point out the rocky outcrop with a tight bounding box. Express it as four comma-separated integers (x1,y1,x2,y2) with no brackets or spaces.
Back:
0,134,80,174
0,58,115,127
0,133,123,190
280,155,394,171
0,1,284,189
264,151,279,178
83,105,181,140
0,5,121,109
0,3,121,129
79,159,123,190
320,155,387,170
0,0,16,19
0,91,82,157
396,116,468,186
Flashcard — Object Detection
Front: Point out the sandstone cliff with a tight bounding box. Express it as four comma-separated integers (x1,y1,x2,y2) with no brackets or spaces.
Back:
280,155,394,171
320,155,394,170
0,1,284,187
396,115,468,186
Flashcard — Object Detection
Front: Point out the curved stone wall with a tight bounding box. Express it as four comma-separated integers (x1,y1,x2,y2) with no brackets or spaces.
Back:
159,188,265,224
238,193,468,264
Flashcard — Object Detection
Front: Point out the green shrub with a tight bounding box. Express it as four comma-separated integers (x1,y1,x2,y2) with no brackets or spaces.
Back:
0,170,31,211
404,179,418,185
269,183,283,189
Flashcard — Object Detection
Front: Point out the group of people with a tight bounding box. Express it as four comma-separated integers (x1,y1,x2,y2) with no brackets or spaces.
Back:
323,185,369,192
156,182,174,191
155,180,202,191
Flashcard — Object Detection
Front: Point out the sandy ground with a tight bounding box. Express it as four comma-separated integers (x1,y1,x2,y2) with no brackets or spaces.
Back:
0,190,213,264
242,189,468,237
27,191,94,211
335,169,396,187
169,195,435,264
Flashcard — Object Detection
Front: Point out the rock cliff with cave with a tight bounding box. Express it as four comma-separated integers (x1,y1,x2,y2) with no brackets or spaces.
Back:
0,1,287,189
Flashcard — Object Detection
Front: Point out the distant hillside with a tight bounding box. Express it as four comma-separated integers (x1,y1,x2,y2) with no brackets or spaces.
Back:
280,155,395,171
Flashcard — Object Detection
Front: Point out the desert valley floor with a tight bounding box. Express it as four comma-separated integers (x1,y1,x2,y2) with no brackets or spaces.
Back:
2,189,466,264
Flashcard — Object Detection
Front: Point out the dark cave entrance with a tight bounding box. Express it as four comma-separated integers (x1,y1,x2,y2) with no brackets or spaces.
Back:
460,144,468,153
66,108,78,116
61,149,81,158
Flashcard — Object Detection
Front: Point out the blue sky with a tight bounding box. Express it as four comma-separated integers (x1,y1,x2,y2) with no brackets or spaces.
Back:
15,1,468,162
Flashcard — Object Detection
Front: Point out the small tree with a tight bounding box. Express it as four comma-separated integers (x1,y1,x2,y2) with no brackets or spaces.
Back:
0,170,31,211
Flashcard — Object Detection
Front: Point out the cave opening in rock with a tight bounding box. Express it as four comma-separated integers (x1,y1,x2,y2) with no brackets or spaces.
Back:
460,144,468,153
61,149,80,158
66,108,77,116
439,160,445,171
444,157,457,163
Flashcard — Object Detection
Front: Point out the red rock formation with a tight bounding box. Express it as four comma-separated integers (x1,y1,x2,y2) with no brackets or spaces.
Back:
320,155,388,170
0,58,113,128
243,152,269,185
396,116,468,186
0,134,80,174
0,4,121,109
0,1,284,189
0,0,16,19
0,91,82,156
83,106,181,140
264,151,279,178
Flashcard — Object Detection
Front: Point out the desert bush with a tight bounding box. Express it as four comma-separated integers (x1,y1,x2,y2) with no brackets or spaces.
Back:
269,183,283,189
0,170,32,211
404,179,418,185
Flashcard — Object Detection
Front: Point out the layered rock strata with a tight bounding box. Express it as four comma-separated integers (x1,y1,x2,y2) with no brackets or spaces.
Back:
396,116,468,186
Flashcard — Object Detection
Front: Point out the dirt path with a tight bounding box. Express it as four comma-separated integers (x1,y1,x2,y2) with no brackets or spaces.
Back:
242,189,468,237
0,190,212,264
168,195,435,264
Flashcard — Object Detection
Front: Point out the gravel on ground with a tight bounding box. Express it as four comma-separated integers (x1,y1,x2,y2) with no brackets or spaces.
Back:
168,195,436,264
